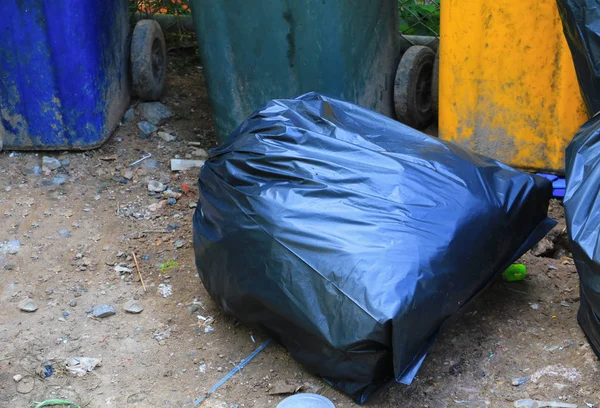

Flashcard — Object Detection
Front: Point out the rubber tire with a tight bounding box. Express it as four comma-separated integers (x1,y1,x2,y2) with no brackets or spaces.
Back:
394,46,435,130
131,19,167,101
432,48,439,120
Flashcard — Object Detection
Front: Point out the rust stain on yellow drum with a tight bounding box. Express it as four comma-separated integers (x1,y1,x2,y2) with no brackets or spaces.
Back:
439,0,588,173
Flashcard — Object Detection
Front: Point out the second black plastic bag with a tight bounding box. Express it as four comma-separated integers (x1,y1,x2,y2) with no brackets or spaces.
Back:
193,93,554,403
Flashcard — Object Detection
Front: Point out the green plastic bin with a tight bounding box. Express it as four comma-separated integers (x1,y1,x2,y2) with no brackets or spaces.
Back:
191,0,400,142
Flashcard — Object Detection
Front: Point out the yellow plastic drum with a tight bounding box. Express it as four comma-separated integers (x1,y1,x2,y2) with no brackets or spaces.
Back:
438,0,588,173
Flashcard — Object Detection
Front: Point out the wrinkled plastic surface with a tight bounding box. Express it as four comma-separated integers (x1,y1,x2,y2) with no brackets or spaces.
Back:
564,117,600,358
0,0,130,150
193,93,554,403
558,0,600,115
559,0,600,358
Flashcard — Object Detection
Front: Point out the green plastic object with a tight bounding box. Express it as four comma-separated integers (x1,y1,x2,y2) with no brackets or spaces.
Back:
503,264,527,282
191,0,400,142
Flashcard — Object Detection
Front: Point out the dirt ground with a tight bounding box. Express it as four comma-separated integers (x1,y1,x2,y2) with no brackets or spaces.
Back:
1,50,599,408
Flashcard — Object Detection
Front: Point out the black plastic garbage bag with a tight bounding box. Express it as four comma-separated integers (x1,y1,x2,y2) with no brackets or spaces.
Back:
557,0,600,116
193,93,554,403
558,0,600,358
564,117,600,358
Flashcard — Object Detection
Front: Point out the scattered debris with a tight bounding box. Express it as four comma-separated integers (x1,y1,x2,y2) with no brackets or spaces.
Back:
171,159,205,171
123,300,144,314
174,239,185,249
511,377,529,386
91,304,116,318
530,364,580,383
137,121,158,135
158,283,172,298
129,153,153,167
513,400,577,408
18,298,39,312
132,252,147,292
114,265,133,274
530,303,540,310
42,156,61,171
31,399,82,408
193,339,272,406
138,102,174,125
161,260,178,272
148,180,166,192
65,357,102,376
277,393,335,408
158,131,176,142
167,198,177,205
57,228,71,238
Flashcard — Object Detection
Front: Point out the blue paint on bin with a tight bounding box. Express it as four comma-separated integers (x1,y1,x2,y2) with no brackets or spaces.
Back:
0,0,130,150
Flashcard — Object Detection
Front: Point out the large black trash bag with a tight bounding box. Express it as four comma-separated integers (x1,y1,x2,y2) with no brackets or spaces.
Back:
557,0,600,115
558,0,600,358
564,117,600,358
193,93,554,403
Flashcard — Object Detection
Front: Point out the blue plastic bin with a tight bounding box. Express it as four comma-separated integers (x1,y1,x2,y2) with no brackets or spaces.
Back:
0,0,130,150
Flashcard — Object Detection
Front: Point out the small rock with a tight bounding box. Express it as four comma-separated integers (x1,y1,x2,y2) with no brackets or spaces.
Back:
122,170,134,180
530,238,554,257
217,367,223,372
42,156,61,171
189,202,197,208
191,148,209,159
553,382,568,391
4,264,14,270
148,200,168,212
16,376,34,394
58,228,71,238
123,107,136,123
158,131,176,142
123,300,144,314
114,176,130,186
167,223,181,231
138,102,174,125
530,303,540,310
60,158,70,167
62,311,70,317
31,165,42,175
174,239,185,249
18,298,38,312
51,174,69,185
148,180,166,192
69,300,77,307
511,377,529,386
141,159,160,170
91,304,116,318
158,283,172,298
13,374,23,382
167,198,177,205
158,339,166,346
137,121,158,135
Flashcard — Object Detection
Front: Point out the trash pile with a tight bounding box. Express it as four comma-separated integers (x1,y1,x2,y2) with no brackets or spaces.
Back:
193,93,554,403
559,0,600,359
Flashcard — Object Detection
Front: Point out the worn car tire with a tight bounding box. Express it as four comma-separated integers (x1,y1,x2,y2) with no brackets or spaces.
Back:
131,19,166,101
432,48,439,120
394,45,435,129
